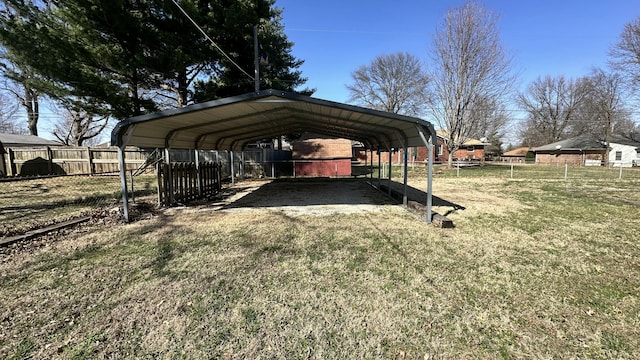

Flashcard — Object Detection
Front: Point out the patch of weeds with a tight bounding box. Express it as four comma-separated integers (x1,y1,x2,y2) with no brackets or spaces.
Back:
7,338,36,360
152,238,175,277
345,251,368,272
242,307,262,334
601,330,630,353
66,332,107,359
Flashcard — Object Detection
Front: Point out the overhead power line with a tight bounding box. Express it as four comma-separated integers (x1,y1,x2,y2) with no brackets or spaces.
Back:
170,0,254,82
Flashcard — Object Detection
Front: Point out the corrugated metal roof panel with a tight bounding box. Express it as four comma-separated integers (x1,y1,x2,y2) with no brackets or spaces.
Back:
111,89,436,151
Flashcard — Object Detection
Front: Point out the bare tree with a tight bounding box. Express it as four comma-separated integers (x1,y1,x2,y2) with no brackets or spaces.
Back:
468,96,510,156
347,52,429,116
427,1,514,167
0,58,40,135
582,69,630,134
52,103,110,146
0,89,24,134
610,16,640,94
517,75,590,146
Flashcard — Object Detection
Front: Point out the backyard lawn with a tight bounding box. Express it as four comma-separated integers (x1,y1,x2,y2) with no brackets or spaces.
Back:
1,164,639,358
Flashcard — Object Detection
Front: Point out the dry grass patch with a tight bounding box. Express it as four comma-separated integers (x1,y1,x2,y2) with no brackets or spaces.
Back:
1,171,639,359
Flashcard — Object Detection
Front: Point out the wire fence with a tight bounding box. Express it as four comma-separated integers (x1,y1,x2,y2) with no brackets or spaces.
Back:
387,162,640,181
3,157,639,239
0,173,158,238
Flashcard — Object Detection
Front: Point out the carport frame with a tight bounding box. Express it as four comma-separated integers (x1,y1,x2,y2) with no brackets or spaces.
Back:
112,89,437,223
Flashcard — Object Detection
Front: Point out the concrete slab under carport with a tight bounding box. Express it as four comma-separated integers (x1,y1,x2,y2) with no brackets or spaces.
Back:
187,178,461,224
207,178,396,216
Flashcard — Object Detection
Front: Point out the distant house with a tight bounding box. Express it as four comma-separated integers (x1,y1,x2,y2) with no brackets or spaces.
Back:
532,134,640,167
607,134,640,167
352,131,489,165
501,147,533,163
434,131,489,163
408,131,489,164
533,135,606,166
0,133,60,147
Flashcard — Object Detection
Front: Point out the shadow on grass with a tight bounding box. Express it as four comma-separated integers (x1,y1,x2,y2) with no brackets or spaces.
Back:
380,179,466,214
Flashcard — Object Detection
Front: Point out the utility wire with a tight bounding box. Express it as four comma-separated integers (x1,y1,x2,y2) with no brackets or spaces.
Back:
170,0,254,82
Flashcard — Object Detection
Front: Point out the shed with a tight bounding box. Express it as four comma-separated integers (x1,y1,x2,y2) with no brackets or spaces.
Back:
111,89,438,222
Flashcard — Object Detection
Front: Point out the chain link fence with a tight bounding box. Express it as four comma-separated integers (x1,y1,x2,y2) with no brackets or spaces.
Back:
0,173,158,238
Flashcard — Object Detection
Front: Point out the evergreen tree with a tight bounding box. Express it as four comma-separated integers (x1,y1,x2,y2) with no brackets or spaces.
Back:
0,0,311,122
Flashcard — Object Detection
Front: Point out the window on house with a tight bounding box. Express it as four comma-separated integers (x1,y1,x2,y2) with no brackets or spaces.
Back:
467,146,474,152
615,151,622,161
437,144,443,155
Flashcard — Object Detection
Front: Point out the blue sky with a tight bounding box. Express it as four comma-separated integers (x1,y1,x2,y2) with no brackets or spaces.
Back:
277,0,639,104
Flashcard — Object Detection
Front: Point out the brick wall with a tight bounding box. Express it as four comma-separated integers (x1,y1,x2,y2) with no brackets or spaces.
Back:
535,151,605,166
292,138,352,159
294,159,351,177
292,137,352,176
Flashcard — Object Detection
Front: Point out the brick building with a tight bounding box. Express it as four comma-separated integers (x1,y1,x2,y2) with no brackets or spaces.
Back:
354,132,488,164
291,135,352,176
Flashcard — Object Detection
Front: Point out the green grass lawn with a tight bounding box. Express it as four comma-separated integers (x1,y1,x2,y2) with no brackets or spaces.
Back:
1,165,639,358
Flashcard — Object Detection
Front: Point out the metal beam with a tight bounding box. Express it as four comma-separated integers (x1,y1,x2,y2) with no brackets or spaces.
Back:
403,145,408,206
118,146,129,222
416,124,434,224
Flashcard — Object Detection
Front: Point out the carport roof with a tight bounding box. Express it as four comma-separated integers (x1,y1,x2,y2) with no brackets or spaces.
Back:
111,89,436,151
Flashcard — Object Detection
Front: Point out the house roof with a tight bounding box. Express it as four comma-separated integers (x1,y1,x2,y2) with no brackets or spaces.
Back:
502,147,531,157
533,135,606,152
111,89,437,151
608,134,640,148
0,133,60,147
435,130,489,146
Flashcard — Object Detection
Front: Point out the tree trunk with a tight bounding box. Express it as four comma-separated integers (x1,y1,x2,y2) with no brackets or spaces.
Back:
177,69,188,108
23,85,39,136
448,151,454,168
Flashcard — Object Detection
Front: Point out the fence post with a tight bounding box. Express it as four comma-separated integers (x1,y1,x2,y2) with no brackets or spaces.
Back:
7,148,15,176
130,169,135,203
45,146,53,174
564,161,568,180
195,150,202,197
619,165,623,180
86,147,95,175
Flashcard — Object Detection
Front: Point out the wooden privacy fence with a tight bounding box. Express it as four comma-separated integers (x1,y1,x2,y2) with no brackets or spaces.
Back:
1,146,148,177
157,162,221,206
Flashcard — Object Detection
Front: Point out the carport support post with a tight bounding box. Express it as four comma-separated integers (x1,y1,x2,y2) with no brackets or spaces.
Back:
117,146,130,223
241,151,245,180
387,149,392,197
195,149,202,197
426,142,433,224
369,149,373,183
164,148,174,205
230,151,235,184
377,150,381,189
403,146,408,206
416,124,434,224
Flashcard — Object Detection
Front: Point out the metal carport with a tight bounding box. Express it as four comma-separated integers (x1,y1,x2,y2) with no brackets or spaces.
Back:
111,89,437,222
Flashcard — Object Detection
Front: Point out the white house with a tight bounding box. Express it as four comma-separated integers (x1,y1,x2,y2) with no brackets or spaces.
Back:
608,135,640,167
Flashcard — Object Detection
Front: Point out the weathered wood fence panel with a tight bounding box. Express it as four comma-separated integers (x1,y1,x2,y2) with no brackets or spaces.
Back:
1,146,148,177
157,162,221,206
